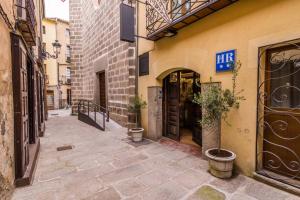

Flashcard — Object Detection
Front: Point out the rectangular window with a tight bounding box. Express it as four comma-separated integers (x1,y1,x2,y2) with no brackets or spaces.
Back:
139,52,149,76
66,67,71,79
66,45,71,62
65,28,70,37
42,42,46,51
268,48,300,108
42,25,46,34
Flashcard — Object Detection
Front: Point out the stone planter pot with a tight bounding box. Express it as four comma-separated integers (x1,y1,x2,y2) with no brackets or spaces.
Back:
129,128,144,142
205,148,236,179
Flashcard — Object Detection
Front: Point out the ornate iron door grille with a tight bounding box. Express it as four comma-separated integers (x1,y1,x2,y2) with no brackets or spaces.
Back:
257,40,300,188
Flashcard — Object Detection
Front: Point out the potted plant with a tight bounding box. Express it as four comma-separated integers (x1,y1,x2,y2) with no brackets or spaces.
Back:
193,61,245,178
128,95,147,142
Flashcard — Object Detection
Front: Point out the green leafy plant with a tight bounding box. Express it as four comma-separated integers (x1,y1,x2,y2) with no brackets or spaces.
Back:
193,61,245,151
128,95,147,128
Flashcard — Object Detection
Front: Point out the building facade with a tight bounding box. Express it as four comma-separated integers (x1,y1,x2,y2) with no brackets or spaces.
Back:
43,18,72,110
137,0,300,193
0,0,45,198
70,0,137,127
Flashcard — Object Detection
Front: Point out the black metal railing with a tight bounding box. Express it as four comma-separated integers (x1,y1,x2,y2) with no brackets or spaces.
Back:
78,100,109,131
146,0,237,40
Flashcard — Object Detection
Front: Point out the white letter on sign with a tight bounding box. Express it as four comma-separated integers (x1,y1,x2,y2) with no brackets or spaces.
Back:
226,52,234,63
217,54,225,64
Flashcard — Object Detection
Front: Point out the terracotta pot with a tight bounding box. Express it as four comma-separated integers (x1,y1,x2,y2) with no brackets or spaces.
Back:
129,128,144,142
205,148,236,179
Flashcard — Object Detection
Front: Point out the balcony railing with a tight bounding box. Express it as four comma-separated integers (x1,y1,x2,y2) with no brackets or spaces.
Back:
16,0,36,46
146,0,238,41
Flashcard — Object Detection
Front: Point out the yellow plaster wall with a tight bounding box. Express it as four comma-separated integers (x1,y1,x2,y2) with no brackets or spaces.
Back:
43,19,58,86
138,0,300,176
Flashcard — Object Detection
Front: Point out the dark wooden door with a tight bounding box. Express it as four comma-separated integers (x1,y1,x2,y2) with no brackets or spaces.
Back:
67,89,72,105
164,72,180,140
192,73,202,146
263,47,300,180
27,59,36,144
47,90,54,110
12,35,30,178
98,71,106,111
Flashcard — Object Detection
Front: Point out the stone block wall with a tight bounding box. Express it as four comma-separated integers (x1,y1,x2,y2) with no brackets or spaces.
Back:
70,0,136,127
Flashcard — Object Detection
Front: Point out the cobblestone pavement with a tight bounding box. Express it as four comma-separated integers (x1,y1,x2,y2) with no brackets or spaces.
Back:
12,115,298,200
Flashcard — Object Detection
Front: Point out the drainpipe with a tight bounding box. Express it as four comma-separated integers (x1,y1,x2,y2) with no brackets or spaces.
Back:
135,0,139,96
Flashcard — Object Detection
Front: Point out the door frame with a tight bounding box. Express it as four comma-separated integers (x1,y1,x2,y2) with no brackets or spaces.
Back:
96,70,107,111
162,70,202,144
256,40,300,189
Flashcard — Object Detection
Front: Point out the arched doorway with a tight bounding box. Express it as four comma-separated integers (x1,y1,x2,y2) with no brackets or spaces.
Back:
163,70,202,146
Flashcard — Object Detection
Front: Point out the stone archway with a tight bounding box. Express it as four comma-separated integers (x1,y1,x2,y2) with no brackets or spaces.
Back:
147,67,219,157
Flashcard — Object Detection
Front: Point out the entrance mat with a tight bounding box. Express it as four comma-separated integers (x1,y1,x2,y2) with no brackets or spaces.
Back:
122,137,153,148
159,137,202,157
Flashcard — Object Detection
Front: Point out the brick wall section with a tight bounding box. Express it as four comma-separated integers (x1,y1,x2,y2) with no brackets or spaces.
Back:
70,0,137,127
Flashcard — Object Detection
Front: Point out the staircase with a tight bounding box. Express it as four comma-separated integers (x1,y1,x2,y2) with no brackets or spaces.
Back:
77,100,109,131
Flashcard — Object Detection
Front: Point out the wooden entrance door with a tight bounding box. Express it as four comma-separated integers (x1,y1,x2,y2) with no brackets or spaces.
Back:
98,71,106,111
263,46,300,181
67,89,72,105
192,73,202,145
163,71,180,140
47,90,54,110
12,36,30,178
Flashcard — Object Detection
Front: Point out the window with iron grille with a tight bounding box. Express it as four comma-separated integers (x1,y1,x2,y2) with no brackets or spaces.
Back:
139,52,149,76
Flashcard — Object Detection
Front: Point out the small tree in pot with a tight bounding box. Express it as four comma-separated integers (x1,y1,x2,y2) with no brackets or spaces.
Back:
193,61,245,178
128,95,147,142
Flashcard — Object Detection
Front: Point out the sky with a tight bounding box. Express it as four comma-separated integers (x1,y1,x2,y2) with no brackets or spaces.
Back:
44,0,69,21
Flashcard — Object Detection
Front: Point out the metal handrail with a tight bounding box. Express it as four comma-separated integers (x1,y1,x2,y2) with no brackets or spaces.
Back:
78,100,109,131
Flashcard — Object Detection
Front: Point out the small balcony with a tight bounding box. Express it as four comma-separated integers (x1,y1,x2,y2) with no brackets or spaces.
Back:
16,0,36,46
146,0,238,41
59,75,71,85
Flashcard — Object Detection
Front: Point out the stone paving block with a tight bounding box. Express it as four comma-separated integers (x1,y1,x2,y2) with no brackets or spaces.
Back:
142,180,188,200
161,161,188,178
136,169,171,187
178,155,208,169
12,178,62,199
244,182,289,200
142,144,173,156
230,193,256,200
124,195,143,200
209,175,246,193
112,153,148,168
85,187,121,200
38,166,76,182
58,174,105,199
187,185,226,200
114,179,148,197
162,149,189,160
172,169,212,190
140,154,173,171
99,164,147,184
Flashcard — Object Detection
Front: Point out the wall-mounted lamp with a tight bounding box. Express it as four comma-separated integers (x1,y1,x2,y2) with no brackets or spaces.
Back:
164,29,177,38
43,40,62,59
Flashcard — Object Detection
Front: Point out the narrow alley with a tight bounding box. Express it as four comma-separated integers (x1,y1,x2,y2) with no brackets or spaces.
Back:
12,112,298,200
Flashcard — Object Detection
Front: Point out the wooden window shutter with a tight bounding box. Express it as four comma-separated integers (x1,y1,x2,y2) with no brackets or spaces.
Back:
139,52,149,76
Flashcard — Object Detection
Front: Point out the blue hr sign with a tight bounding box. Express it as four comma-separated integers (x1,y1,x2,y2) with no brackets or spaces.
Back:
216,50,236,72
